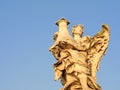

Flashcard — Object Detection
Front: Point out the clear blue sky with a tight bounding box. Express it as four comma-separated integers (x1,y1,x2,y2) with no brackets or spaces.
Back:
0,0,120,90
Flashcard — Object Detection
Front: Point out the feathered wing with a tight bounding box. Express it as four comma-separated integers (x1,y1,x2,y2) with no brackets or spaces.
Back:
88,24,110,79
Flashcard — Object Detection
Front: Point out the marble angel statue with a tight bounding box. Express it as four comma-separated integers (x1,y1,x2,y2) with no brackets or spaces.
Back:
49,18,110,90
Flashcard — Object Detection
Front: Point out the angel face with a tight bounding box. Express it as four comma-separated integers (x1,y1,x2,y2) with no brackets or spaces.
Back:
72,24,84,37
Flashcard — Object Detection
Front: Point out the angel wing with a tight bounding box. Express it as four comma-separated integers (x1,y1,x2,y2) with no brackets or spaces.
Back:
88,24,110,80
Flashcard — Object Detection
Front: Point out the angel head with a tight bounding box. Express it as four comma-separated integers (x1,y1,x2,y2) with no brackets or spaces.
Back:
72,24,84,37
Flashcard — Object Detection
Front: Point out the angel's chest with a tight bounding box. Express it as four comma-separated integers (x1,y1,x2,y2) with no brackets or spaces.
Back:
79,38,89,44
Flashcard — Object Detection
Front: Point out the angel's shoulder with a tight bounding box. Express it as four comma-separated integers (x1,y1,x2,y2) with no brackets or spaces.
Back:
82,35,91,41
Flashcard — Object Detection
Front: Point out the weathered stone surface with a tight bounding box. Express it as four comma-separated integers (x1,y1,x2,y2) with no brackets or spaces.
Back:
49,18,110,90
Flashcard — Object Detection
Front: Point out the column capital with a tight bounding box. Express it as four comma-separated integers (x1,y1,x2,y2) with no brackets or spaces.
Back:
56,18,70,26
